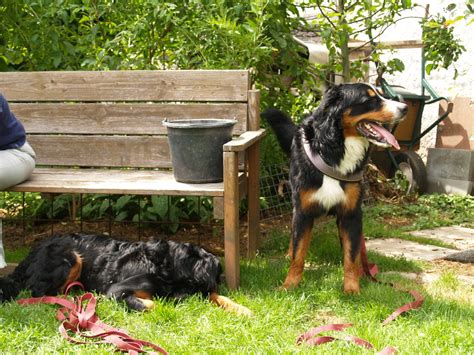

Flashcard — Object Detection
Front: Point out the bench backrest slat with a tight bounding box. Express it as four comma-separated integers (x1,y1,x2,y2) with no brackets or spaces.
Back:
0,70,249,102
0,70,253,169
28,135,171,168
10,103,247,135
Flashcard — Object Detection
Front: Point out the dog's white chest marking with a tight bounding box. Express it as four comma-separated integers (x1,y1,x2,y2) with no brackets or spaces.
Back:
313,176,346,210
338,137,369,175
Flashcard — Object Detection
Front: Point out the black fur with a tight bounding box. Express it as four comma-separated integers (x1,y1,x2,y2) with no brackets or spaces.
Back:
262,83,407,293
0,233,222,311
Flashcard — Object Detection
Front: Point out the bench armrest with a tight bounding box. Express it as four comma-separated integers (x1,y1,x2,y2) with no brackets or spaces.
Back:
223,129,266,152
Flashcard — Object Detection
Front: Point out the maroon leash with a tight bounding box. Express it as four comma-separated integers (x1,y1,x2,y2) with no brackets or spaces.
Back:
297,234,424,353
18,282,167,354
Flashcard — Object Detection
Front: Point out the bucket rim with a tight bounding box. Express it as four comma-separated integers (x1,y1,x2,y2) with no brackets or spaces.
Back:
162,118,237,129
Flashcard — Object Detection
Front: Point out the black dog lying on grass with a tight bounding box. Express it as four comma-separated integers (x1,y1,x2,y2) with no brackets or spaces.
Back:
0,233,251,315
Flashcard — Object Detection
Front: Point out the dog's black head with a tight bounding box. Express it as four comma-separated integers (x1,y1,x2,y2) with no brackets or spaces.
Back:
304,83,408,167
312,83,408,147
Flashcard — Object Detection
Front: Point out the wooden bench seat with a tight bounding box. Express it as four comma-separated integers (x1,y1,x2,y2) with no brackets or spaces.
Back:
0,69,264,289
9,168,247,196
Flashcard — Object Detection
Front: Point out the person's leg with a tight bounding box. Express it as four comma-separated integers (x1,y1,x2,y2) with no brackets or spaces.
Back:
0,142,35,267
0,141,36,190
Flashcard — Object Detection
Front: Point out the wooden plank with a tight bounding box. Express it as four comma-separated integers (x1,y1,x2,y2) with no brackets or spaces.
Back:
7,168,226,196
8,168,246,196
246,142,261,258
223,129,266,152
28,135,172,168
223,151,240,289
0,70,249,102
212,197,224,220
12,103,248,135
248,90,260,130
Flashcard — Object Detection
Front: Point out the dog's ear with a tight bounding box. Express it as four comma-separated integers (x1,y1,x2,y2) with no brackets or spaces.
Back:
309,85,345,165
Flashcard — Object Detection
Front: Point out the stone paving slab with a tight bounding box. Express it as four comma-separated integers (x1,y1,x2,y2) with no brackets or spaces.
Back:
365,238,456,261
409,226,474,249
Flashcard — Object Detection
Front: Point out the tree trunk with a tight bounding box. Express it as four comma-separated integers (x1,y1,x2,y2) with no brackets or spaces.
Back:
338,0,350,83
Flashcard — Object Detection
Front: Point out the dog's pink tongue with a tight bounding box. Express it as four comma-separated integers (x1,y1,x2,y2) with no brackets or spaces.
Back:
370,123,400,150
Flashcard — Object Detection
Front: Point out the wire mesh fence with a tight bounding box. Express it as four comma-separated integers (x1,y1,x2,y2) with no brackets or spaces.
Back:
259,163,292,220
0,163,292,252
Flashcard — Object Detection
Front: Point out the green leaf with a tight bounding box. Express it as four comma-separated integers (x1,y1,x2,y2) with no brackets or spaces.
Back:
115,195,132,210
115,211,129,222
446,3,457,12
151,195,169,219
426,63,434,74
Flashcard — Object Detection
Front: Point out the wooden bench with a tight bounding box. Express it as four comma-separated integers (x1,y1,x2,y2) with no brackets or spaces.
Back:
0,70,264,289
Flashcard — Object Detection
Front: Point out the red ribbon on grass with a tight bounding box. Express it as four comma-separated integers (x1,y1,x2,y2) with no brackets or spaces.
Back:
297,234,425,353
18,281,167,354
297,323,397,354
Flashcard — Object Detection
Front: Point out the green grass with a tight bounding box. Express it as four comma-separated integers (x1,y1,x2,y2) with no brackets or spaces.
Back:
1,196,473,353
5,247,29,263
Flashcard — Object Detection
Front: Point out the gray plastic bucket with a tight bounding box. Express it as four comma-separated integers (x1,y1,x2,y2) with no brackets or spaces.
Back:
163,119,237,183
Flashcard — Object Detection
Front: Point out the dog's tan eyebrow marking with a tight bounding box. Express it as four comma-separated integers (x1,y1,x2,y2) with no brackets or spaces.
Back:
367,89,377,97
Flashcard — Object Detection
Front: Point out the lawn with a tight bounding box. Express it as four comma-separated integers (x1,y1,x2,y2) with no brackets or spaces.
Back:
0,194,473,354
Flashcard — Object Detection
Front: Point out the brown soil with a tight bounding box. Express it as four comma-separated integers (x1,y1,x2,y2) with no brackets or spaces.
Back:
2,214,293,260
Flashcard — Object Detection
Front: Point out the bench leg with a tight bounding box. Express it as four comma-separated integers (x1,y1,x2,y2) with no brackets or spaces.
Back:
247,142,261,258
0,218,6,268
224,151,240,289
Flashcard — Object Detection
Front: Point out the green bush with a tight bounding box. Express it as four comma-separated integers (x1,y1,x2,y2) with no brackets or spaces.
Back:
0,1,325,231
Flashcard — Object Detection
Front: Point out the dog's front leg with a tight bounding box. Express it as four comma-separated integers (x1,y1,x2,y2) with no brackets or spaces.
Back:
337,209,362,294
283,211,314,289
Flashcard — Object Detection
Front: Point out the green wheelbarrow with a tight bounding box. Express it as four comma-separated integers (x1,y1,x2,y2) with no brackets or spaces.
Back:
370,76,453,193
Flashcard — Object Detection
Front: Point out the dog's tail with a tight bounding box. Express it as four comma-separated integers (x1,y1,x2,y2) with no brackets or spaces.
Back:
261,108,297,156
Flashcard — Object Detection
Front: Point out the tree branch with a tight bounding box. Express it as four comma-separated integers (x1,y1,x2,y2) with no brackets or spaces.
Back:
349,15,422,37
315,1,337,30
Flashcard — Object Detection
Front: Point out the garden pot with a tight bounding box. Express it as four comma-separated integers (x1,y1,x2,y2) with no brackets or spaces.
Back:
163,119,237,183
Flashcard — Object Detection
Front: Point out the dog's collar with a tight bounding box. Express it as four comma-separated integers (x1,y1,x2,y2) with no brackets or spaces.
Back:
302,142,364,182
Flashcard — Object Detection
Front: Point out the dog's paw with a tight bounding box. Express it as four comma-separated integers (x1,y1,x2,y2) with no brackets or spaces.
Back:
234,304,253,317
209,293,253,317
343,283,360,295
137,297,155,310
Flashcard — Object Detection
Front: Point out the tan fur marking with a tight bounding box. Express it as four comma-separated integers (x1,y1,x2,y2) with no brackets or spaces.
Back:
134,290,152,300
60,252,83,293
345,106,397,126
367,89,377,97
339,230,361,294
343,183,361,212
209,292,253,316
342,112,359,137
282,226,313,289
343,105,398,138
299,188,318,212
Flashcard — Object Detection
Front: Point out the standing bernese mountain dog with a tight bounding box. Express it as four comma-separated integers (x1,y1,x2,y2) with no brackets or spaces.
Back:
263,83,407,294
0,233,251,315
